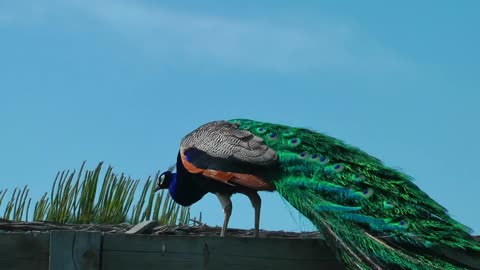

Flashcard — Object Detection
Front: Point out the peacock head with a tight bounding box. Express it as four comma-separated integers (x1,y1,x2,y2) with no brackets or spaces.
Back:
154,170,175,192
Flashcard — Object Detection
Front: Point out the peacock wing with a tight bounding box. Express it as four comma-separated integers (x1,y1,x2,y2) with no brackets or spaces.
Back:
179,121,278,190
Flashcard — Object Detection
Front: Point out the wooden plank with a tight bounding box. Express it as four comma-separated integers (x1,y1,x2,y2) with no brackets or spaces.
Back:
102,234,344,270
0,232,50,270
125,220,158,234
0,230,345,270
50,231,102,270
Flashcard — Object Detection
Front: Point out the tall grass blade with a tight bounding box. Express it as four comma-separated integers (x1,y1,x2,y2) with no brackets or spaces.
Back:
1,162,192,225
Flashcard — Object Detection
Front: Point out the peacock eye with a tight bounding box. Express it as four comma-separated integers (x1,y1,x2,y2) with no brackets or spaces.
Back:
298,151,309,159
361,188,374,199
383,200,395,209
309,154,320,161
160,173,166,184
267,133,278,140
318,156,329,165
352,174,365,182
397,220,409,230
256,127,267,134
288,138,301,146
333,163,345,172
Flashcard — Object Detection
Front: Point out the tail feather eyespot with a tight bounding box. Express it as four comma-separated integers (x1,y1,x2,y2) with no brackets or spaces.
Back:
288,138,301,146
352,174,365,182
267,133,278,140
256,127,267,134
319,156,329,165
298,152,309,159
383,200,395,209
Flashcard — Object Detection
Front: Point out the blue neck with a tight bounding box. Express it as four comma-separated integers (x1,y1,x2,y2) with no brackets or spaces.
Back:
167,173,183,203
167,171,208,207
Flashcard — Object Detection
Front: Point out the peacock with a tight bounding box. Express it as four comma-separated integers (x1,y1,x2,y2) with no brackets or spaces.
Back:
154,119,480,270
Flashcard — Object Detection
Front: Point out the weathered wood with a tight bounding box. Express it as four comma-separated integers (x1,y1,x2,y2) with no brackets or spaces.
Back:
0,220,323,238
126,220,158,234
0,232,50,270
102,234,345,270
49,231,102,270
1,229,346,269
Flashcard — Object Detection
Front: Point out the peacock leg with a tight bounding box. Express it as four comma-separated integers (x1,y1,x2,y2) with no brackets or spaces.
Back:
245,191,261,238
215,192,232,237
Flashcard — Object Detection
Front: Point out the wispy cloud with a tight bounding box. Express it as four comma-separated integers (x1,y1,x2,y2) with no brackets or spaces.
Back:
2,0,409,73
74,1,408,72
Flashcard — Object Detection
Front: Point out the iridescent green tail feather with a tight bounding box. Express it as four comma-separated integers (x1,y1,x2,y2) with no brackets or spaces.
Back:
231,119,480,270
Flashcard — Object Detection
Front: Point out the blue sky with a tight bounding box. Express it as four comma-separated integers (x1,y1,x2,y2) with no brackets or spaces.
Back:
1,1,479,233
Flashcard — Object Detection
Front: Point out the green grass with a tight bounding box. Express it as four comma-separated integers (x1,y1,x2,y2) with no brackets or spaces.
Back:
1,162,192,225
